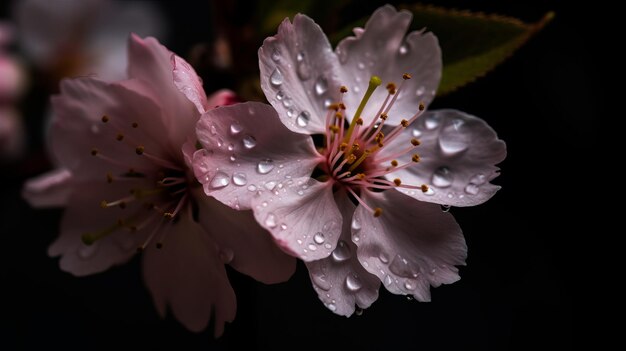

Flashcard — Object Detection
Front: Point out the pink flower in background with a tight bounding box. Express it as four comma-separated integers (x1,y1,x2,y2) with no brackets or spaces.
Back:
23,35,294,335
14,0,167,81
193,5,506,315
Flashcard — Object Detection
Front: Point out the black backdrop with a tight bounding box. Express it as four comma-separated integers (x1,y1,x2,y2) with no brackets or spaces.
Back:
2,0,598,349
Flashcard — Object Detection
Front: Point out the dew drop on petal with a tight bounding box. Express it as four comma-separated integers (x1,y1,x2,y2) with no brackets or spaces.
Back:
465,183,480,195
230,123,243,135
315,76,328,95
384,274,393,286
357,62,365,70
425,113,440,130
314,232,325,244
351,217,361,231
257,159,274,174
227,143,234,151
276,90,285,100
440,204,451,212
308,244,317,251
247,185,257,192
327,303,337,312
270,68,283,86
271,49,280,62
264,213,277,228
296,52,311,80
439,119,469,155
210,124,217,135
432,167,453,188
470,173,486,185
411,128,422,138
416,86,425,97
242,135,257,149
331,240,351,262
399,44,408,55
345,274,363,292
229,154,236,162
379,252,389,264
209,171,230,189
296,111,310,127
424,187,435,196
232,172,247,186
324,99,333,108
404,279,416,291
78,243,98,259
312,273,331,290
282,97,293,108
389,255,417,278
287,108,295,118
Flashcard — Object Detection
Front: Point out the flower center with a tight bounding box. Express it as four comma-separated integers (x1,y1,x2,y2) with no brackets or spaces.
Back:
81,116,191,250
320,74,429,217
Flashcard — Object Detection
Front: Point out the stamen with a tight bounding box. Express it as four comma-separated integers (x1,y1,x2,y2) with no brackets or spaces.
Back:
340,86,348,93
391,160,398,167
101,115,109,123
386,83,397,95
373,208,383,217
393,178,402,186
135,146,145,155
412,154,420,163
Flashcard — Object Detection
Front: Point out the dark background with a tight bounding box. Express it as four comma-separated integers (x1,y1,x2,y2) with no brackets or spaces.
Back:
2,0,598,349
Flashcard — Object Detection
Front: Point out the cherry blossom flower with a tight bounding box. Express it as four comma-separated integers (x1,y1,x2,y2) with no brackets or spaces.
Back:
22,35,294,335
193,5,506,316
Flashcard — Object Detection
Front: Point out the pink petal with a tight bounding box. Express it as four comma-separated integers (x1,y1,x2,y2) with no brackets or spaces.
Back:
22,168,73,207
193,188,296,284
353,190,467,301
305,190,380,316
195,102,320,210
48,180,154,276
142,212,236,336
251,177,342,261
336,5,441,127
259,15,342,134
172,54,209,113
0,107,26,160
49,77,171,178
378,109,506,207
127,34,200,147
206,89,238,108
0,54,27,101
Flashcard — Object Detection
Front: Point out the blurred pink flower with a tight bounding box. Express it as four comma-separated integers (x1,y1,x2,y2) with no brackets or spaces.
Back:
14,0,167,81
193,5,506,316
23,35,294,335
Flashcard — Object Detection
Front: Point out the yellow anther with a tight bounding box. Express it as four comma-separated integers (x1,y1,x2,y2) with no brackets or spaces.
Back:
100,200,108,208
116,133,124,141
340,86,348,93
421,184,429,193
419,102,425,111
91,148,98,156
329,125,340,133
339,103,346,110
335,112,343,119
356,173,366,180
390,160,398,167
101,115,109,123
380,113,388,120
328,103,339,111
393,178,402,186
356,118,363,125
135,146,145,155
373,208,383,217
386,82,397,94
346,154,357,164
411,138,421,146
339,142,348,151
412,154,420,163
401,119,409,127
163,212,174,219
351,143,360,151
402,73,412,80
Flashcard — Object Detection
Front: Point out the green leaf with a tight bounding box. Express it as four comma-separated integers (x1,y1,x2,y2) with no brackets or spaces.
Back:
405,4,554,95
329,4,553,96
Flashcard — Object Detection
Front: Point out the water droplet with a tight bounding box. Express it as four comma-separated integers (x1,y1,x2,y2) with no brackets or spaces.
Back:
216,138,224,147
264,181,276,190
439,119,469,155
232,172,247,186
324,99,333,108
416,86,425,97
210,124,217,135
345,274,363,292
282,97,293,108
219,248,234,263
296,52,311,80
264,213,277,228
270,68,283,86
331,241,351,262
287,108,295,118
424,113,440,130
271,49,280,62
411,128,422,137
324,243,332,249
230,123,243,135
296,111,310,127
389,254,418,278
424,187,435,196
353,86,361,93
440,204,451,212
227,143,234,151
90,124,99,134
276,90,285,100
327,303,337,312
404,279,416,291
351,217,361,231
432,167,453,188
355,307,364,316
313,232,325,244
280,223,288,230
78,243,98,259
470,173,486,185
308,244,317,251
257,159,274,174
312,273,331,290
399,44,408,55
247,185,257,192
357,62,365,70
240,134,255,150
465,183,479,195
209,171,230,189
379,252,389,264
229,154,236,162
384,275,393,286
315,76,328,95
